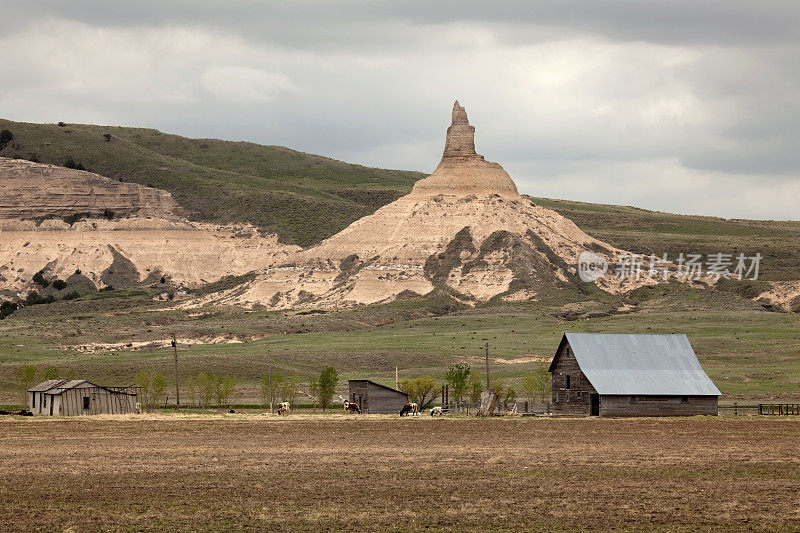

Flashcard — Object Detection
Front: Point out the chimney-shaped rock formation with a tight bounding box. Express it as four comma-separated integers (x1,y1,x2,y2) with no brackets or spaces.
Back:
443,101,477,157
412,101,520,197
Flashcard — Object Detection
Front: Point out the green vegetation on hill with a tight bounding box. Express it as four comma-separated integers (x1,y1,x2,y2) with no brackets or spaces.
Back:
0,119,424,247
530,197,800,281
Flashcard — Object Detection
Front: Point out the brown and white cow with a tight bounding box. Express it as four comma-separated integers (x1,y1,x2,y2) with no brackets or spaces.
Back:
399,403,418,416
343,401,361,414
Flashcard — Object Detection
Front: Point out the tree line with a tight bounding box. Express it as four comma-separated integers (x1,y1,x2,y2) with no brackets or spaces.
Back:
12,360,549,412
399,363,551,411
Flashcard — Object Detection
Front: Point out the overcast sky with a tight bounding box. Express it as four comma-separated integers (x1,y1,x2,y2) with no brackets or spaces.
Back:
2,1,799,220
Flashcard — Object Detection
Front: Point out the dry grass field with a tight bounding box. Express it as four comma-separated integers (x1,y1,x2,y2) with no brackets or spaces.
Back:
1,414,799,532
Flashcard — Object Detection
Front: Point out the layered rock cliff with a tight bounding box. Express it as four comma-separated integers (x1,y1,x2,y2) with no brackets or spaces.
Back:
0,158,181,219
0,158,297,293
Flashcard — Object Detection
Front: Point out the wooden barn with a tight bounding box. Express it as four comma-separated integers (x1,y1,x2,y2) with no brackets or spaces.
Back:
27,379,138,416
549,333,721,417
348,380,409,414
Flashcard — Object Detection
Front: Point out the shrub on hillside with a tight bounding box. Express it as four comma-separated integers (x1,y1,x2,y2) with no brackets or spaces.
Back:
0,129,13,149
0,300,18,320
32,270,49,288
25,291,55,306
52,279,67,291
63,157,85,170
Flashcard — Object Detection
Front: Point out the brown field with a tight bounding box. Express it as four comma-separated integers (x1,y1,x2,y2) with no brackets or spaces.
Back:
1,414,799,532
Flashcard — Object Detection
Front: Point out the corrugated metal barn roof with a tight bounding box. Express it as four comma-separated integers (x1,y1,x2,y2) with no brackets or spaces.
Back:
559,333,721,396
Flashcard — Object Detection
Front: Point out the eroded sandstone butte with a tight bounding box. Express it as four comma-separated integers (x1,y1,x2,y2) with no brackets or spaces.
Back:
190,102,636,310
0,158,181,219
0,158,297,293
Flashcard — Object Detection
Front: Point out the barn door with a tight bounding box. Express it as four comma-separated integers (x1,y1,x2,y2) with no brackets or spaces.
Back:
590,394,599,416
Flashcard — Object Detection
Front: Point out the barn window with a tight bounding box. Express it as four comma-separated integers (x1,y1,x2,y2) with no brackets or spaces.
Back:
83,396,90,410
681,396,689,404
565,391,570,403
577,391,581,399
555,392,559,403
565,375,571,390
630,395,637,404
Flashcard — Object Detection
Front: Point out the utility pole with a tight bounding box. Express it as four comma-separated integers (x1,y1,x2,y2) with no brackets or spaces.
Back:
485,342,491,391
172,333,180,408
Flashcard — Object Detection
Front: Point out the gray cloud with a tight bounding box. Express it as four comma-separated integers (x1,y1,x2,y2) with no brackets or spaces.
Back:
0,1,798,220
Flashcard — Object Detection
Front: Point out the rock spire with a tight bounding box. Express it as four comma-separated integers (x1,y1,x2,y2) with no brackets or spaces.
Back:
411,101,520,197
443,101,477,157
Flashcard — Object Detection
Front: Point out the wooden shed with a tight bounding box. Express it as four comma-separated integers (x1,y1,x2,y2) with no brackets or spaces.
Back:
348,380,409,414
27,379,139,416
549,333,721,417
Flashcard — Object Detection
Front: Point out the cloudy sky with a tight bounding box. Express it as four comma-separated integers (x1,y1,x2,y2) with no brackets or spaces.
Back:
2,1,799,220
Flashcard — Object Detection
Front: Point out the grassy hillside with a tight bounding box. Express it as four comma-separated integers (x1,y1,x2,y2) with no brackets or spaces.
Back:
531,197,800,282
0,119,424,247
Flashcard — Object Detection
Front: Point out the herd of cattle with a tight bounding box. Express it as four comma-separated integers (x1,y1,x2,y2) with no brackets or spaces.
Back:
274,401,445,416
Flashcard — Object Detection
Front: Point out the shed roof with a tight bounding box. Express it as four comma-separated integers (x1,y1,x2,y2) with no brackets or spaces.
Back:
348,379,408,397
28,379,68,392
27,379,93,394
551,333,721,396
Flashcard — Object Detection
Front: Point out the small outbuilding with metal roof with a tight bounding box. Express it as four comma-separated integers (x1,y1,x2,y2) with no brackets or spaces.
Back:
548,333,721,416
27,379,139,416
348,380,409,414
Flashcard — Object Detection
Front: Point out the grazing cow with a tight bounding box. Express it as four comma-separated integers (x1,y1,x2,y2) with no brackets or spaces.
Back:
343,401,361,414
277,402,291,415
399,403,419,416
430,406,443,416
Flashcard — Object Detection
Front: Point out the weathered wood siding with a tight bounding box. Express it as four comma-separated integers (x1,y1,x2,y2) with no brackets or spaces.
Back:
600,395,718,417
348,381,408,414
31,385,137,416
550,342,596,416
29,392,60,416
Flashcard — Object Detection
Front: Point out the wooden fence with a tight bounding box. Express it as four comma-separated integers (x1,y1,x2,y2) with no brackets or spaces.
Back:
758,404,800,415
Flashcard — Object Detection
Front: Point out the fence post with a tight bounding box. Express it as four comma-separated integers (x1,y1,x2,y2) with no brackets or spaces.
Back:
734,402,737,416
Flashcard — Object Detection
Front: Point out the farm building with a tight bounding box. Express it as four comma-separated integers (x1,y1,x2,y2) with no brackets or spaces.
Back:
549,333,721,417
27,379,138,416
348,380,409,414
